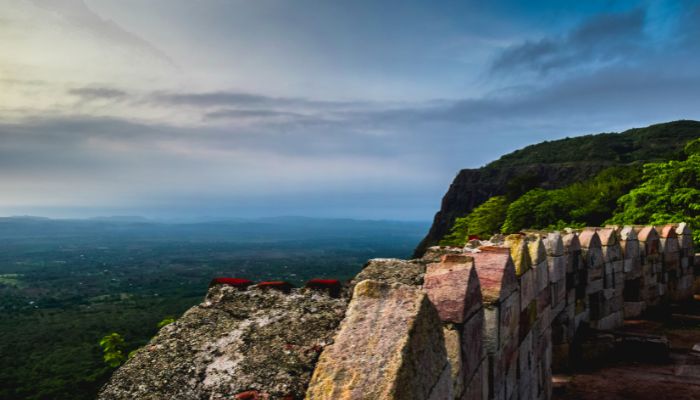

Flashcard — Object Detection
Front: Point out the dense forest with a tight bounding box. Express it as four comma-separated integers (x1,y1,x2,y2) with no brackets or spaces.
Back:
0,217,427,400
442,137,700,246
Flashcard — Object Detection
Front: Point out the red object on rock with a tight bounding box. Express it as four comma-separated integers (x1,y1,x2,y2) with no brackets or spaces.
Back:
234,390,260,400
305,279,342,298
209,277,254,289
256,281,295,293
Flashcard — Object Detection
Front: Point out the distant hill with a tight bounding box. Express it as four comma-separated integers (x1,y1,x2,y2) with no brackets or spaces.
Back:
415,120,700,256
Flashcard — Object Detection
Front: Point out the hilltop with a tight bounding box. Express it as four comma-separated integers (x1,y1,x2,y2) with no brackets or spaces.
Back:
415,120,700,256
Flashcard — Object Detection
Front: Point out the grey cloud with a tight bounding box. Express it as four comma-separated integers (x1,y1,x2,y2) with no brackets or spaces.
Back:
69,87,127,101
492,9,646,74
149,90,365,110
204,108,309,120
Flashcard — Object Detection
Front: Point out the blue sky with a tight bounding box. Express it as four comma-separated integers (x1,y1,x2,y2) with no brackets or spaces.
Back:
1,0,700,220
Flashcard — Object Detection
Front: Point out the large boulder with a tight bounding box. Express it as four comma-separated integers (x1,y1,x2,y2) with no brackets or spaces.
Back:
98,284,347,400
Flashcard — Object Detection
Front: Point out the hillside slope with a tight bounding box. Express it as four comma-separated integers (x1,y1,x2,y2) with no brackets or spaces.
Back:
414,120,700,256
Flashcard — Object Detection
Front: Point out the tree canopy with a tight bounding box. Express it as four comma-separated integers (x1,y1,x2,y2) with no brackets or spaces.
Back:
609,139,700,242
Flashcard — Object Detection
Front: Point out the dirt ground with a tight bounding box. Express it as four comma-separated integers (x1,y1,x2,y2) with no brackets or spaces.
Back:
553,297,700,400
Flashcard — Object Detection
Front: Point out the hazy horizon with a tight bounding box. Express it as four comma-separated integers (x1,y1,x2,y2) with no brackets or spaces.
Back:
3,1,700,220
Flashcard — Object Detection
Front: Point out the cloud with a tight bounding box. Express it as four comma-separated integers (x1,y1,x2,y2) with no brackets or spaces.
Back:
149,90,364,110
203,109,309,121
68,87,127,101
27,0,176,67
491,9,646,74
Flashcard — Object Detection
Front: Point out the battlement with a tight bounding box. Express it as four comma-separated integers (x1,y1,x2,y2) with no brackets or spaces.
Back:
99,225,698,400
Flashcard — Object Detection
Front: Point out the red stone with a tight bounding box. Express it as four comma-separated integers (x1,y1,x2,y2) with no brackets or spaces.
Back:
423,254,481,323
305,279,342,297
471,247,518,304
209,277,254,289
234,390,260,400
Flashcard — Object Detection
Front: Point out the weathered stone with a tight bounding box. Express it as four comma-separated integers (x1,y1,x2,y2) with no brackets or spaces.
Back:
461,360,486,400
619,226,639,259
579,230,604,278
636,226,660,258
422,246,464,263
519,268,536,313
443,325,464,398
472,247,518,304
306,280,452,400
505,235,531,276
597,228,622,263
623,301,645,318
99,285,347,400
544,232,564,257
461,308,486,387
350,258,425,293
424,254,481,323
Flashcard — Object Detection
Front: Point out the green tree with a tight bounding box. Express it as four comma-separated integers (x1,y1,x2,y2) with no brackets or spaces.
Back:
157,316,176,328
441,196,509,246
609,139,700,242
501,166,641,233
99,333,127,368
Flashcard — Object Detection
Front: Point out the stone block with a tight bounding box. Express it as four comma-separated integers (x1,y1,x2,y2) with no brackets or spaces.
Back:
519,268,536,312
350,258,425,292
547,255,565,283
528,236,548,271
424,254,482,324
586,278,603,294
462,309,485,386
544,232,564,257
562,233,582,274
623,301,645,318
497,293,520,361
637,226,660,258
306,280,452,400
443,325,464,397
461,360,486,400
550,280,566,314
505,235,532,276
472,247,519,304
551,343,570,372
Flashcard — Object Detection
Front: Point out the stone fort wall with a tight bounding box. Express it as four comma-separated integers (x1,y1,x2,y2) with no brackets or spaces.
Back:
99,224,698,400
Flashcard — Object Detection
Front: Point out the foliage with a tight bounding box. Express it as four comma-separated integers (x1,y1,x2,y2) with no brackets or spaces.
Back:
0,218,426,400
488,120,700,168
99,333,127,368
501,166,642,233
441,196,509,246
157,316,176,328
608,138,700,242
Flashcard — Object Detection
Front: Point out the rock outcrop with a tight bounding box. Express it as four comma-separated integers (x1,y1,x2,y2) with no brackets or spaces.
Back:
98,284,347,400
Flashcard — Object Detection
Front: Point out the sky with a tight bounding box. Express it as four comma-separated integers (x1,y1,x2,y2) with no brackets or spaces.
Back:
2,0,700,220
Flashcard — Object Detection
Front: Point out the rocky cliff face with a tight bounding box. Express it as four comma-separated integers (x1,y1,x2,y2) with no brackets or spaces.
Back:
414,163,610,256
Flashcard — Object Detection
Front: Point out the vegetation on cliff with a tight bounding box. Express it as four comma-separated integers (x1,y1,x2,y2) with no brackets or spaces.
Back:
609,138,700,242
441,134,700,246
419,120,700,255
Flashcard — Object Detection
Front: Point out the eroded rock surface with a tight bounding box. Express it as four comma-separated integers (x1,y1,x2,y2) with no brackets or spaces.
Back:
98,285,347,400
